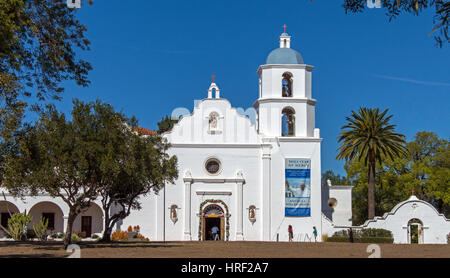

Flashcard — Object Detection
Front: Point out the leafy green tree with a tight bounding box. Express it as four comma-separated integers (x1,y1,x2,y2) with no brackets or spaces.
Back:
337,107,407,219
1,0,92,184
3,99,179,246
342,0,449,47
157,115,179,134
96,117,178,242
0,0,92,101
2,99,129,248
346,131,449,224
322,169,348,186
0,74,27,185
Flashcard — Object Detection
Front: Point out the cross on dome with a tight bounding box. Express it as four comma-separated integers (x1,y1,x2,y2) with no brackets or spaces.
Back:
412,189,415,196
279,26,291,48
211,74,216,83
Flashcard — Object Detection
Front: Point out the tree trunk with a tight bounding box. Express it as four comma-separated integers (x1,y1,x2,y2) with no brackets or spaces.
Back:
100,214,113,243
100,213,124,242
63,210,76,249
368,159,376,220
100,228,112,243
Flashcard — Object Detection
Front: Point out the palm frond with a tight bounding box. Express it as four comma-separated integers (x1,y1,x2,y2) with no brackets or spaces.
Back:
336,107,408,166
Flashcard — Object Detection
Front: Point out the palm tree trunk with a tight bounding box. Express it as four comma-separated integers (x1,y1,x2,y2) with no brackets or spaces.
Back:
368,159,376,219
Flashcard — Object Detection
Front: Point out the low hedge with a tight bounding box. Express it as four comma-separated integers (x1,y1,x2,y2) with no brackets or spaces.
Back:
326,236,394,243
332,228,393,238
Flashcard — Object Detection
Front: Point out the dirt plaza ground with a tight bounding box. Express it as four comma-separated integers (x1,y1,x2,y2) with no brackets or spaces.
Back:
0,241,449,258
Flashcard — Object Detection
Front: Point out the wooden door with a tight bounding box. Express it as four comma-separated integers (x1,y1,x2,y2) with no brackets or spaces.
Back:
42,213,55,230
202,217,205,241
81,216,92,237
1,213,10,230
220,217,224,241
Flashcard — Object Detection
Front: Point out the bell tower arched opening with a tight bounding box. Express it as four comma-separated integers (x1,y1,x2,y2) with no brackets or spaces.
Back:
281,107,295,136
282,72,293,97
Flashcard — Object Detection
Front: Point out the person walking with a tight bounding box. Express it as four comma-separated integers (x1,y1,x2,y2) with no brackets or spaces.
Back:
288,225,294,242
211,226,219,241
313,226,318,242
348,228,354,243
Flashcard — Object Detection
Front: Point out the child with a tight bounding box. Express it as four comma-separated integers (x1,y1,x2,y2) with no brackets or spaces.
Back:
313,226,318,242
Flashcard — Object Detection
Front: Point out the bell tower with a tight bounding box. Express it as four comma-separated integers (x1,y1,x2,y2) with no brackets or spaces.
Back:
255,29,317,138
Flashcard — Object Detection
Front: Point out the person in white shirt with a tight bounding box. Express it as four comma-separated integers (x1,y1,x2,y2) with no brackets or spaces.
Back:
211,226,219,240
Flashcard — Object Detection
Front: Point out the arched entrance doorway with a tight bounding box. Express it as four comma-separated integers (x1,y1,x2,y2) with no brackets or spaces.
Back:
74,203,104,237
29,201,64,234
202,204,224,241
408,218,424,244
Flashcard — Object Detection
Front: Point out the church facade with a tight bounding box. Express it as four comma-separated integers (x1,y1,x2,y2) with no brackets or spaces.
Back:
0,31,324,242
121,31,323,241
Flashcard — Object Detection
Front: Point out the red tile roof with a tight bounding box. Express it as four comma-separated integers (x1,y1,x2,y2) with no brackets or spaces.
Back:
134,127,157,136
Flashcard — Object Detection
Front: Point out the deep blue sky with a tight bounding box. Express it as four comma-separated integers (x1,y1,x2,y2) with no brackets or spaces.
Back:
51,0,449,176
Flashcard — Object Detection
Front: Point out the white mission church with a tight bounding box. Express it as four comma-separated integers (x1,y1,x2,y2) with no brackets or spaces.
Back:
1,30,449,244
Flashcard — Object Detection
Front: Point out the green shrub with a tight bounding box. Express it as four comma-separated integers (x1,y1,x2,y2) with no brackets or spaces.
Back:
360,228,393,238
50,232,64,239
326,236,352,243
359,237,394,243
71,233,81,242
332,228,393,241
8,212,33,241
326,236,393,243
33,217,49,241
333,229,349,237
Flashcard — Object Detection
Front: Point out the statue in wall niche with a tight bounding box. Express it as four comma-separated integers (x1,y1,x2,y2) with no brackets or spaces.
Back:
249,205,256,225
170,205,178,224
209,112,218,130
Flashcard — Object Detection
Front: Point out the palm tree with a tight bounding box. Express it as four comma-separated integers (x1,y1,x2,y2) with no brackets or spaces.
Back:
336,107,408,219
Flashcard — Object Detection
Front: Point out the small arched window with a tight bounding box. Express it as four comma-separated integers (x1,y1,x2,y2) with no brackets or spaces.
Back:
281,107,295,136
203,204,224,216
282,72,293,97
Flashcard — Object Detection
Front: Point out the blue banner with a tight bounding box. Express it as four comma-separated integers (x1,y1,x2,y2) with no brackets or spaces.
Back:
285,158,311,217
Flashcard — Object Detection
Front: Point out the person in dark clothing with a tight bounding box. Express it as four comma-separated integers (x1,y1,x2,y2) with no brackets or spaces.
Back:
348,228,354,243
288,225,293,242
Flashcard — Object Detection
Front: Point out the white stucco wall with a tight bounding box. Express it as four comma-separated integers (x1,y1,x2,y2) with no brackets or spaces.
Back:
363,196,450,244
29,201,65,233
0,192,105,238
325,196,450,244
324,186,353,226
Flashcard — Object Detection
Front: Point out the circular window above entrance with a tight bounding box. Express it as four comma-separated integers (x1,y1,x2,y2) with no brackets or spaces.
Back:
205,158,221,175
